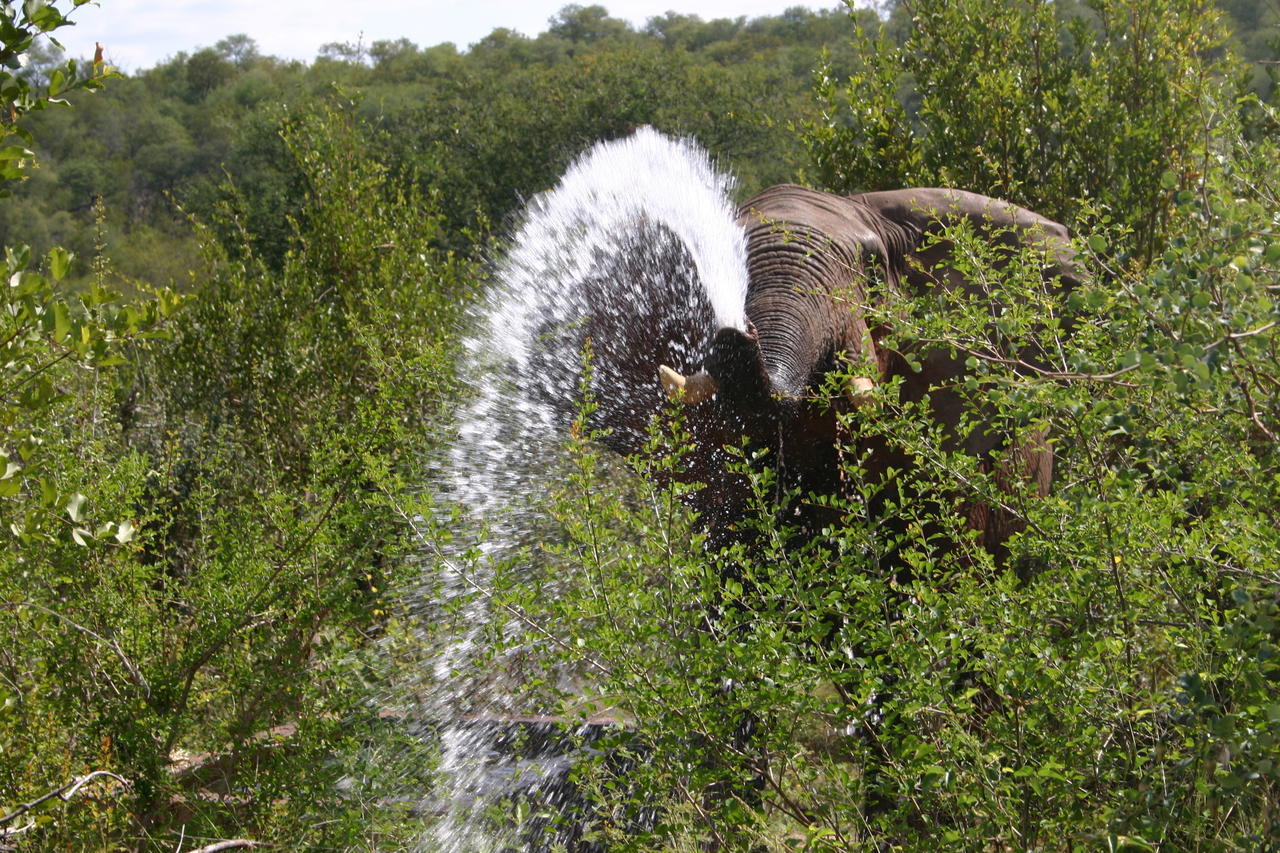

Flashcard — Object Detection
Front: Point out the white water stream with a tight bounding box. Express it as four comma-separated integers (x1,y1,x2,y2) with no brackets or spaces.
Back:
419,128,749,851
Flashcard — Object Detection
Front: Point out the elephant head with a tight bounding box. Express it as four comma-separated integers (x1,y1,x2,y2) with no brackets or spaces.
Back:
654,185,1078,560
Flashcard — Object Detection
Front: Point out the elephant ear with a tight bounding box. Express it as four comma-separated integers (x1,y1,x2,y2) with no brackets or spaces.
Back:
849,188,1079,295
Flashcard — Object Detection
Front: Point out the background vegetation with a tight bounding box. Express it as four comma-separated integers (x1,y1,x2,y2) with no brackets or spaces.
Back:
1,0,1278,850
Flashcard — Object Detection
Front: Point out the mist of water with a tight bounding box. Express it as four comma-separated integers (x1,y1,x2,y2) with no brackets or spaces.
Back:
417,128,748,851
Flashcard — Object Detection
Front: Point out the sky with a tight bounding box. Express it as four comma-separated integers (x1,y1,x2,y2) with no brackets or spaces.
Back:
52,0,843,73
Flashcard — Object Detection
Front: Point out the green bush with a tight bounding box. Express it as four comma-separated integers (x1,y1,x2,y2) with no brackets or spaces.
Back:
492,135,1280,850
483,4,1280,850
806,0,1234,262
1,47,474,847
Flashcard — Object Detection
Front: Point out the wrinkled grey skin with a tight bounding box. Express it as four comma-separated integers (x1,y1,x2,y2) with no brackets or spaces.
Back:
727,184,1075,402
569,185,1078,562
691,185,1079,561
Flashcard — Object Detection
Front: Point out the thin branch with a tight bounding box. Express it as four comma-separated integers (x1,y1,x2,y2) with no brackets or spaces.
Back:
186,842,267,853
0,771,128,828
902,336,1144,383
416,529,614,678
0,349,75,400
0,601,149,696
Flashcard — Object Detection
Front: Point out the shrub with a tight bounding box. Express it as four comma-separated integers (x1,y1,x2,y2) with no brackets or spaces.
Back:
1,79,475,848
485,4,1280,849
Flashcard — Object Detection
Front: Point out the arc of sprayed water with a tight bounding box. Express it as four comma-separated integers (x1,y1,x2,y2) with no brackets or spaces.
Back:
421,128,750,852
488,127,749,375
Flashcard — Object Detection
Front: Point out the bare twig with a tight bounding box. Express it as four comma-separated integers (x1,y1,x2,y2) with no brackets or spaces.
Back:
910,337,1145,383
0,819,33,843
186,841,267,853
419,533,614,678
0,770,128,828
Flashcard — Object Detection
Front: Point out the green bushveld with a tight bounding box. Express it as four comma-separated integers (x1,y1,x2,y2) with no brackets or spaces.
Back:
487,0,1280,850
1,4,471,847
2,4,867,283
2,0,1279,850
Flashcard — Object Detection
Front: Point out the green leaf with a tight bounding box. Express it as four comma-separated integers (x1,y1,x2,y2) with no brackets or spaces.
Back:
20,376,54,408
71,527,90,546
47,246,70,280
52,299,69,341
8,244,31,270
1087,234,1107,254
0,144,34,163
29,5,65,33
114,519,134,544
1036,763,1069,781
65,492,85,523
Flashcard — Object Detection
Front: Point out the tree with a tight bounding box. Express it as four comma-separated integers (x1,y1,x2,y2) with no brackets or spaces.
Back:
807,0,1233,261
183,47,233,98
214,33,259,69
547,3,633,45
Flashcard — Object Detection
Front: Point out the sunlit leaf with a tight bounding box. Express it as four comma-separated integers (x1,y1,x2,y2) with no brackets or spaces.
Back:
65,492,86,522
47,246,70,280
52,299,69,341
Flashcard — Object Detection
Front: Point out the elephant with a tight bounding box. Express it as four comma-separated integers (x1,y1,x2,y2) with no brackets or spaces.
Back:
636,184,1080,564
511,181,1081,822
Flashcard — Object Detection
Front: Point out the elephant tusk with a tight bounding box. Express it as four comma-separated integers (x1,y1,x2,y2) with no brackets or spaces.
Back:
658,365,718,403
847,376,876,408
658,364,685,396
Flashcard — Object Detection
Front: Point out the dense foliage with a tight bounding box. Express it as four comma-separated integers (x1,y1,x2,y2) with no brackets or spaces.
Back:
1,5,469,848
807,0,1234,261
490,1,1280,850
1,0,1278,849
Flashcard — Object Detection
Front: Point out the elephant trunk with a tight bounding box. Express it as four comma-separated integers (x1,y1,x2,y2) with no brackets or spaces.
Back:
741,225,877,402
702,324,774,407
